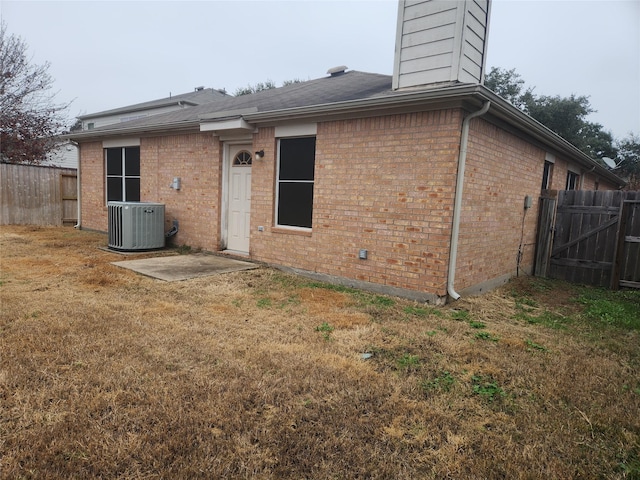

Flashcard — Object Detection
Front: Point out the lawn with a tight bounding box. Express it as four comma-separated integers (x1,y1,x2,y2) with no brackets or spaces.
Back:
1,225,639,479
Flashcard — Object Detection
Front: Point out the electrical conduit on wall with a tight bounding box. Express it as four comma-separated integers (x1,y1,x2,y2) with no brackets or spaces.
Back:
447,101,491,301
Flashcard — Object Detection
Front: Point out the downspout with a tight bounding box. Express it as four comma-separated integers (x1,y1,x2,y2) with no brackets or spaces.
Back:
447,101,490,300
579,165,596,190
70,140,81,229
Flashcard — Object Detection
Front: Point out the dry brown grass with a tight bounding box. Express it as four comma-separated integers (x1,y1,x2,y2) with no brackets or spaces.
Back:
1,225,639,479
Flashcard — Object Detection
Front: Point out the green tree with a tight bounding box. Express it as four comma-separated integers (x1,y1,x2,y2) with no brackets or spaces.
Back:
484,67,616,161
483,67,530,109
575,120,617,161
525,94,616,159
0,22,69,164
615,133,640,190
233,78,305,96
281,78,305,87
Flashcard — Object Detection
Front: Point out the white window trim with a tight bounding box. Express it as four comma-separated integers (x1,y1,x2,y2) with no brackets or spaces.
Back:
103,138,140,148
542,160,554,190
566,170,580,190
275,135,316,231
105,146,141,203
275,124,317,137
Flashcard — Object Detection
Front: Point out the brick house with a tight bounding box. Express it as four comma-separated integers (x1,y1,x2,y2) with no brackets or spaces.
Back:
67,0,623,303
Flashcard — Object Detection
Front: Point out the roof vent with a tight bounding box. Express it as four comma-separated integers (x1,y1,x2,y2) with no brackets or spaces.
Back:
195,86,205,91
327,65,348,77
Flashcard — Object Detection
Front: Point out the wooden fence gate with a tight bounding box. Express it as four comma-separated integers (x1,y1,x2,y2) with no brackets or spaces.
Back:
534,190,640,289
61,173,78,226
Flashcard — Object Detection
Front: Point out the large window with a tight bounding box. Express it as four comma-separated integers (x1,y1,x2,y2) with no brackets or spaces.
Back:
276,137,316,229
106,147,140,202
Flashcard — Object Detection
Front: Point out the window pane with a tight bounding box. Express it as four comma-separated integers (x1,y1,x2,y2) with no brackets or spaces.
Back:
233,151,252,166
125,147,140,176
279,137,316,180
125,178,140,201
278,182,313,228
541,161,552,190
106,148,122,176
107,177,123,201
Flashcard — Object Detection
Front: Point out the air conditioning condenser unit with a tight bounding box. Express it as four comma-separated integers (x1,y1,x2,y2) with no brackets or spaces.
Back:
108,202,165,251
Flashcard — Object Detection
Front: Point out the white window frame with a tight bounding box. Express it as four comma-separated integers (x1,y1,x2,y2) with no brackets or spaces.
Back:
566,170,580,191
105,146,141,203
275,135,316,231
541,161,554,190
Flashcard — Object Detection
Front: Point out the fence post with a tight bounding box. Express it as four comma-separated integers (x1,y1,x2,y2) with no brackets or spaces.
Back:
533,191,557,278
609,201,626,290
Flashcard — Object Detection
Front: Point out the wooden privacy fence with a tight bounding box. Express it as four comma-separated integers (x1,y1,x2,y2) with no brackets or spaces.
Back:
0,163,77,226
535,190,640,289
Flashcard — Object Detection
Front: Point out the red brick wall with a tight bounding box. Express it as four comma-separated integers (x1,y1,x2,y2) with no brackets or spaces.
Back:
550,157,617,191
79,141,105,230
78,110,620,300
251,110,463,297
456,118,619,292
142,133,221,250
456,118,543,291
79,132,221,250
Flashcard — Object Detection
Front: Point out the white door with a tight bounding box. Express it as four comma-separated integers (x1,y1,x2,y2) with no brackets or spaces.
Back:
226,144,252,253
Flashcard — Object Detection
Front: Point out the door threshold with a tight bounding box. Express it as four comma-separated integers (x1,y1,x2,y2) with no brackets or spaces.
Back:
222,249,249,257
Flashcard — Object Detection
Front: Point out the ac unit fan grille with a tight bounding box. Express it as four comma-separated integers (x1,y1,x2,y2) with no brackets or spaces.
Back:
107,202,165,251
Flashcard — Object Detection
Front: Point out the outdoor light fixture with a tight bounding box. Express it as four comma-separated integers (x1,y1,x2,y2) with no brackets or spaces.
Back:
255,149,264,160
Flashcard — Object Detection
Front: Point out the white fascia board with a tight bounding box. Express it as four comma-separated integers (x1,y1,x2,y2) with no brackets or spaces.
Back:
244,84,480,123
80,100,184,120
200,117,254,132
199,107,258,121
63,121,201,142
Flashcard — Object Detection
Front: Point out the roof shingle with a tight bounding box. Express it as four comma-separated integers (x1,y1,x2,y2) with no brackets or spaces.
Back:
73,71,393,133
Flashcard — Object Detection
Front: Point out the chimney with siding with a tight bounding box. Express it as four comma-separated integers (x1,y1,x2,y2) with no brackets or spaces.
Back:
392,0,491,90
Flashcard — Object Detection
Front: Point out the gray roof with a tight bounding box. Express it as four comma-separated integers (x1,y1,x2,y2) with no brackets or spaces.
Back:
65,70,624,187
78,88,228,120
71,71,393,132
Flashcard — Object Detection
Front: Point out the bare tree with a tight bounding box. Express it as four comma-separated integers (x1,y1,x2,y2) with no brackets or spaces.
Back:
233,79,277,97
0,22,69,164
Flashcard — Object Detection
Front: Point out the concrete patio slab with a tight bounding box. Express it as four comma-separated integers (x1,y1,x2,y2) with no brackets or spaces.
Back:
112,253,258,281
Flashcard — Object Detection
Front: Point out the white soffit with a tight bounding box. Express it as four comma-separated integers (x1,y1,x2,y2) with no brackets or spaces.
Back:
200,117,255,133
102,138,140,148
275,124,317,137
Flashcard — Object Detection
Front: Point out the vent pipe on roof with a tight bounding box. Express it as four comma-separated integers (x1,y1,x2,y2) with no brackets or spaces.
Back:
327,65,348,77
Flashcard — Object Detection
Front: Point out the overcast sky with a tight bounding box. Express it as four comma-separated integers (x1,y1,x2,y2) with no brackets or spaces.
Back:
2,0,638,139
